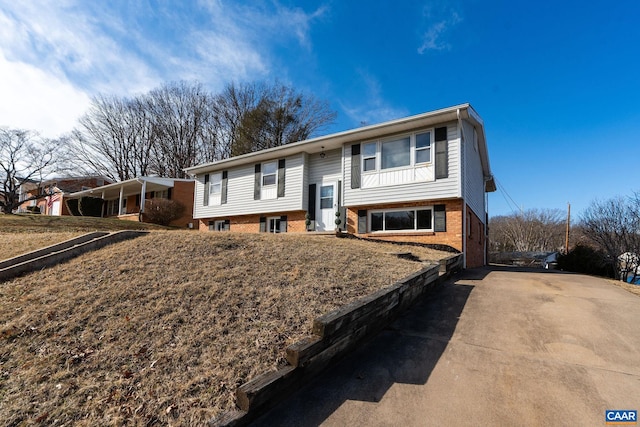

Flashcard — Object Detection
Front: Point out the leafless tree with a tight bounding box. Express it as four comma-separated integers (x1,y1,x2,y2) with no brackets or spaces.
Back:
581,195,640,281
144,81,218,179
69,95,154,181
0,128,57,214
490,208,566,253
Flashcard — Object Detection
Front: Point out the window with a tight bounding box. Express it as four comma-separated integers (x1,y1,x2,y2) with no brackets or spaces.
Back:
210,173,221,196
363,143,376,171
369,207,433,232
381,137,410,169
362,130,433,172
268,217,281,233
262,162,277,186
154,190,169,199
320,185,334,209
415,131,431,164
209,220,229,231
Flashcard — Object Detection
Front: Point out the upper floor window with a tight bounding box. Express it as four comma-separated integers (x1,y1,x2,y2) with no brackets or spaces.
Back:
363,131,432,172
363,143,377,171
262,161,277,186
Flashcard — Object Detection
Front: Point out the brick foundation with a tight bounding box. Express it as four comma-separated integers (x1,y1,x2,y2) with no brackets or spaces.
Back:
198,210,307,233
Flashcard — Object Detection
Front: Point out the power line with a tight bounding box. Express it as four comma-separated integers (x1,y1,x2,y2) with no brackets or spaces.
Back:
495,177,522,215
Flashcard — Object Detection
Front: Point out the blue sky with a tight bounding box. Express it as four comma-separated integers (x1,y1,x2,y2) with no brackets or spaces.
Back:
1,0,639,218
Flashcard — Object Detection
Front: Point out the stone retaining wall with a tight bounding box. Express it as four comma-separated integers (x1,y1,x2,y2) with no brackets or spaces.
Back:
213,253,463,426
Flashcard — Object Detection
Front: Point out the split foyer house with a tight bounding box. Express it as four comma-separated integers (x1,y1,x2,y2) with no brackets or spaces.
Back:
185,104,496,268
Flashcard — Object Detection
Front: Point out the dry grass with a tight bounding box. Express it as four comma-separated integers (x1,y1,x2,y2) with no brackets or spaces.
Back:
0,214,170,234
1,232,86,261
0,231,450,425
0,214,171,261
608,279,640,297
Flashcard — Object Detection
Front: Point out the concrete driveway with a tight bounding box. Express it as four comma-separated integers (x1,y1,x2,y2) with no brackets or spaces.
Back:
253,266,640,426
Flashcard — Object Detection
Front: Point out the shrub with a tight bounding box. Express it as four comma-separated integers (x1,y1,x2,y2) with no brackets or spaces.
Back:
65,198,81,216
79,197,105,217
557,244,615,278
143,199,185,226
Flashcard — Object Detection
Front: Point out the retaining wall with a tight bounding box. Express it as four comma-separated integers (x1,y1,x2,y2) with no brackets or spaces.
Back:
213,253,463,426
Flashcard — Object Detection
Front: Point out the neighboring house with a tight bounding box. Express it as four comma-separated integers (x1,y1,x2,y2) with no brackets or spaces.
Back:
16,176,111,215
68,177,195,228
184,104,496,268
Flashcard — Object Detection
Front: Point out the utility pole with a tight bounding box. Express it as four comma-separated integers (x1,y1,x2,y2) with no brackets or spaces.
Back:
565,202,571,254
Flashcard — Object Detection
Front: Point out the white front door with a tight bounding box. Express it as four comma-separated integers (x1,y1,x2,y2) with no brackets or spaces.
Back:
316,182,337,231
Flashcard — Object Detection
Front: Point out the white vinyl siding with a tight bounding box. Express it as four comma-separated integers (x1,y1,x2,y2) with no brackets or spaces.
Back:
462,120,486,223
193,153,305,218
343,122,460,207
308,148,342,184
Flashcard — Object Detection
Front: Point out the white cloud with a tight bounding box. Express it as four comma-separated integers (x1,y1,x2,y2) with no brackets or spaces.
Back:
0,51,90,137
417,7,462,54
0,0,327,137
340,70,408,127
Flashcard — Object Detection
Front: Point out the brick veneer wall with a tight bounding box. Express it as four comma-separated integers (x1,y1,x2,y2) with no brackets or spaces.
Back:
465,205,486,268
198,210,307,233
169,181,195,228
346,199,464,252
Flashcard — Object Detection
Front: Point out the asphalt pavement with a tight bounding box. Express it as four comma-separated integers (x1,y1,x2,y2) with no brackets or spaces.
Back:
252,266,640,426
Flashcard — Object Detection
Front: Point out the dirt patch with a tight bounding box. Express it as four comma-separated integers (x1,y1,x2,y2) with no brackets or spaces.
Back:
0,231,449,425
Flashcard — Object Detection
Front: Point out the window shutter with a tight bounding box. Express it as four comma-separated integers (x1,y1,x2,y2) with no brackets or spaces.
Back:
259,216,266,232
277,159,285,197
308,184,316,221
203,174,210,206
224,219,230,231
279,215,287,233
167,188,172,200
351,144,361,189
434,204,446,232
221,171,228,204
435,126,448,179
254,164,261,200
135,194,140,207
358,209,367,234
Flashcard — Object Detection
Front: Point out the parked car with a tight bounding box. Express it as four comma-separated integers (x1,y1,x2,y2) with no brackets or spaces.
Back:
542,252,559,269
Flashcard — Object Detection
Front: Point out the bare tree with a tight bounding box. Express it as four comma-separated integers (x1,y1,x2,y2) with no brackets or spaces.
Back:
0,128,56,214
144,81,217,178
69,95,154,181
490,208,565,253
581,195,640,281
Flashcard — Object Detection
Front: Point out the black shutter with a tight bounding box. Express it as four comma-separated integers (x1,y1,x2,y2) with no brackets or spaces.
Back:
279,215,287,233
434,204,446,232
351,144,361,189
167,188,172,200
203,174,210,206
358,209,367,234
435,126,448,179
221,171,228,204
259,216,266,232
308,184,316,221
135,194,140,207
254,164,261,200
224,219,230,231
277,159,285,198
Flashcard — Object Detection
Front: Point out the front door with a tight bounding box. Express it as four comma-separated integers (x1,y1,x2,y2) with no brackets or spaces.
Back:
316,182,337,231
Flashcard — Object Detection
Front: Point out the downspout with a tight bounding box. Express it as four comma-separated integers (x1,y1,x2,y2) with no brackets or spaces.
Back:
457,108,467,269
